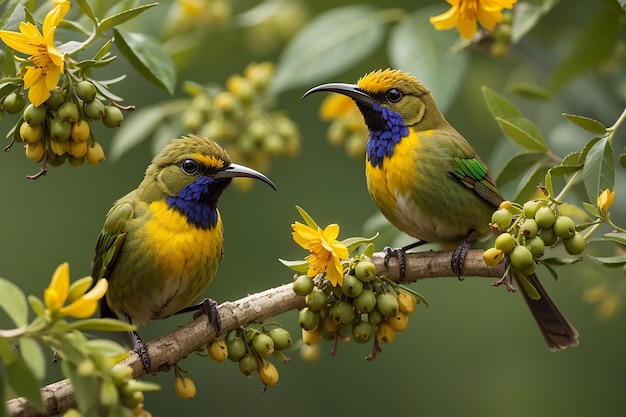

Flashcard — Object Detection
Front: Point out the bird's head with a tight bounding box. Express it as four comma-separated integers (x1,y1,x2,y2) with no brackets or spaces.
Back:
303,69,444,131
138,135,275,228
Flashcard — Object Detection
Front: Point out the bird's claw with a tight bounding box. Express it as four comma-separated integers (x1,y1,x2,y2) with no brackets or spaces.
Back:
383,246,407,278
451,229,476,280
193,298,222,334
131,330,151,373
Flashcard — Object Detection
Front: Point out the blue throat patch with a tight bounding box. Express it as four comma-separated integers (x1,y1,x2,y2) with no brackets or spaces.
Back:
366,103,409,168
166,176,220,229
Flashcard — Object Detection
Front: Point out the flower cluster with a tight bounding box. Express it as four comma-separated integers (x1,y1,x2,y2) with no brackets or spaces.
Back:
430,0,517,40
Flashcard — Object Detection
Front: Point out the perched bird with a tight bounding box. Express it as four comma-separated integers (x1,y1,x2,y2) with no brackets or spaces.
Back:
91,135,276,370
303,69,579,351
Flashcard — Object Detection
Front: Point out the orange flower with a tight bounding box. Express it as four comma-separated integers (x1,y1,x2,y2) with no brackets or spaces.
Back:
430,0,516,40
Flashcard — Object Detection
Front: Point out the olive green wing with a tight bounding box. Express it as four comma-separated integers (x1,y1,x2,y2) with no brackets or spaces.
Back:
91,199,134,318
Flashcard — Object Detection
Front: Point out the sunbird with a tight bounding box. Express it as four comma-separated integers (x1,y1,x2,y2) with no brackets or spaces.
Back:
303,69,579,351
91,135,276,370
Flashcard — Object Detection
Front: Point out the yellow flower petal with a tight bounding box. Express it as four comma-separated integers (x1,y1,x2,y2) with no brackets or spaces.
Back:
47,262,70,307
597,189,615,211
44,288,63,312
59,279,108,319
320,94,357,120
429,6,459,30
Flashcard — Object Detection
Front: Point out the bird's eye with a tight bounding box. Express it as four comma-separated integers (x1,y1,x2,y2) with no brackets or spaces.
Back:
180,159,199,175
386,88,403,103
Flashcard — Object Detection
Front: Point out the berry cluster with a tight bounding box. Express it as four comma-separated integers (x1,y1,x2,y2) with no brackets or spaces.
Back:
293,256,422,361
180,62,300,187
484,200,586,274
319,93,369,157
104,365,154,417
3,80,123,178
208,323,293,392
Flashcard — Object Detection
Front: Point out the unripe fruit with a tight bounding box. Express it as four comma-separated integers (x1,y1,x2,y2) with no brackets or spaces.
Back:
259,361,279,387
174,377,196,400
354,288,376,313
520,218,539,238
298,307,320,331
300,342,320,362
226,336,246,362
341,274,363,297
352,321,374,344
103,105,123,127
367,308,384,325
71,120,90,141
305,287,326,311
495,233,516,253
208,339,228,362
50,117,71,141
85,98,105,120
535,206,556,229
45,87,64,110
355,260,377,282
564,232,585,255
510,245,534,271
24,104,47,125
25,141,45,162
110,365,133,386
397,292,416,314
491,208,512,230
554,216,576,239
19,123,43,143
213,91,238,113
539,227,558,246
252,333,275,358
238,353,258,377
58,102,79,123
47,151,67,167
376,293,399,317
376,321,396,343
86,142,105,165
482,247,504,267
387,311,409,332
3,92,25,114
330,300,354,326
322,315,339,334
76,80,97,102
268,328,292,350
293,275,314,296
527,236,545,259
99,379,119,407
302,327,321,345
523,200,543,219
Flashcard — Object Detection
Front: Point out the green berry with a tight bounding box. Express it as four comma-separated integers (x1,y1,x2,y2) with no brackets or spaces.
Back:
367,308,384,325
527,236,545,259
226,336,246,362
491,208,512,230
376,293,399,317
76,80,97,102
45,87,65,110
520,218,539,238
238,353,258,377
352,321,374,344
330,300,354,326
354,260,377,282
293,275,314,296
50,117,71,141
102,105,123,127
354,289,377,313
3,92,25,114
298,307,320,331
24,103,47,125
305,287,327,311
564,232,585,255
554,216,576,239
85,99,105,120
268,328,292,350
539,227,558,246
57,102,79,124
341,274,363,298
523,200,543,219
251,332,274,358
510,245,534,271
495,233,516,253
535,206,556,229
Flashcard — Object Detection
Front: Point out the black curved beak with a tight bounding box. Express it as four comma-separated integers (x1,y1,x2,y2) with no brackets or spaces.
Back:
214,163,276,190
302,83,376,105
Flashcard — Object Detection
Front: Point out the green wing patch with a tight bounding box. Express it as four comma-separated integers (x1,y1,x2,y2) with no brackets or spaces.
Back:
451,157,504,208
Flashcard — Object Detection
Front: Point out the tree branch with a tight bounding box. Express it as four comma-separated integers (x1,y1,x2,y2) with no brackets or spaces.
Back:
7,249,501,417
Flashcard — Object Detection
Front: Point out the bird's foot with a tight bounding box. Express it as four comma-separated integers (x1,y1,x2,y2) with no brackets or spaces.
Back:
131,330,151,373
193,298,222,334
383,241,427,279
451,229,476,280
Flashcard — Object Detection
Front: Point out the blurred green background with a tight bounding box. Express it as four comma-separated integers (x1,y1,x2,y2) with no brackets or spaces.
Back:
1,0,626,416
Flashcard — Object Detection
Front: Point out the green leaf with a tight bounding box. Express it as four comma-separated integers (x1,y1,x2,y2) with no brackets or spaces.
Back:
66,318,136,332
342,233,379,253
562,113,608,135
6,356,43,410
85,339,129,356
496,117,548,153
113,28,176,95
545,164,582,197
514,163,547,202
507,82,551,100
363,243,375,258
74,0,97,26
588,254,626,268
18,337,46,381
109,104,167,160
561,151,582,167
0,337,18,364
602,232,626,246
578,136,602,164
93,38,115,62
295,205,320,229
271,5,386,94
0,370,8,417
0,277,28,327
582,201,600,218
511,2,544,43
548,7,620,92
0,1,25,32
278,259,309,273
539,257,582,266
388,6,468,112
495,152,546,187
583,137,614,203
98,3,158,34
482,86,522,120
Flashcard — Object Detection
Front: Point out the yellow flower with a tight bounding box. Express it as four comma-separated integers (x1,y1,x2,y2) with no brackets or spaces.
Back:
597,189,615,212
430,0,517,40
44,262,108,319
0,0,70,106
292,222,349,286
